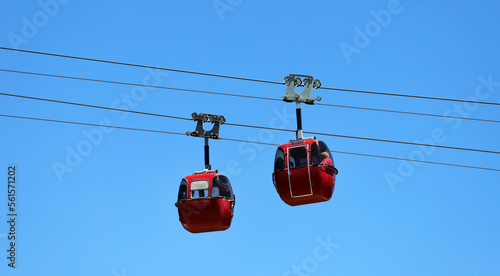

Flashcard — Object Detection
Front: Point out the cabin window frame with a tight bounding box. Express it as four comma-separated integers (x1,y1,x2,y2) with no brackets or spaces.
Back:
190,179,210,199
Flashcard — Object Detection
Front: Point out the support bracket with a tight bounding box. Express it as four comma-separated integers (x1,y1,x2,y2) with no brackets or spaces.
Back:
282,74,322,105
186,112,226,139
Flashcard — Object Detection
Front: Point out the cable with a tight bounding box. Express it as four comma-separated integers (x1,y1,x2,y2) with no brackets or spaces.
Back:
1,47,499,106
227,122,500,155
2,68,499,124
319,86,500,106
0,68,281,102
328,150,500,172
316,103,500,124
219,137,280,147
0,114,186,136
0,47,281,85
221,136,500,172
2,91,499,155
0,92,191,122
1,113,499,172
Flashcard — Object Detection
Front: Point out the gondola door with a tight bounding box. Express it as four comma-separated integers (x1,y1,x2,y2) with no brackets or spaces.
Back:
287,144,313,198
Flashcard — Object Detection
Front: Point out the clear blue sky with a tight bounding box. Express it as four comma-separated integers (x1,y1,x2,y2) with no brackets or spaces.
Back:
1,1,499,275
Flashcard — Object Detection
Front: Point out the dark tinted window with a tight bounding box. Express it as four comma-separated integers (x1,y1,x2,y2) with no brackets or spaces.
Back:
212,175,233,199
311,141,334,166
274,147,285,171
311,142,320,165
318,141,334,166
177,179,188,201
289,146,308,169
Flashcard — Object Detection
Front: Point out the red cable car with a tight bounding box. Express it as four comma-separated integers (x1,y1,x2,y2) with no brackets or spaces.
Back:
273,138,338,206
175,112,236,233
272,74,339,206
175,170,235,233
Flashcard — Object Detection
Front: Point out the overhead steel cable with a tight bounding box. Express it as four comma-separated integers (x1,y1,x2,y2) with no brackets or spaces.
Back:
1,113,499,172
0,114,186,136
326,150,500,172
316,103,500,124
227,122,500,155
0,68,281,101
301,130,500,155
1,47,500,106
1,92,499,155
318,86,500,106
0,46,281,85
1,68,499,124
0,92,191,122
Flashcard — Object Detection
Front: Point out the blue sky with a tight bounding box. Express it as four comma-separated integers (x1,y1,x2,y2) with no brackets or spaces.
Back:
1,1,499,275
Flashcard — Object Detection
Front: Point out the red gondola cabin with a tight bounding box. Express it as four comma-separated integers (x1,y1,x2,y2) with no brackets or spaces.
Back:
175,170,235,233
273,138,338,206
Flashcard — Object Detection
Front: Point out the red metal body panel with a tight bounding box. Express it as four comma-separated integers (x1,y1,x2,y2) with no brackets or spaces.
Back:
273,139,337,206
176,172,235,233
